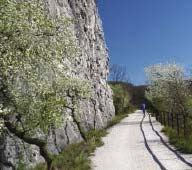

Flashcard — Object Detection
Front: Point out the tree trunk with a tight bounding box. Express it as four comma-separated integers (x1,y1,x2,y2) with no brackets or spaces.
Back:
176,113,180,135
171,112,174,129
40,146,53,170
167,112,170,127
159,113,162,124
156,112,159,121
161,113,164,125
163,112,166,126
183,115,187,138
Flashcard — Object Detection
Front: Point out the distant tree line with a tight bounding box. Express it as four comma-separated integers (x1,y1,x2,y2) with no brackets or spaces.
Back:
109,64,147,115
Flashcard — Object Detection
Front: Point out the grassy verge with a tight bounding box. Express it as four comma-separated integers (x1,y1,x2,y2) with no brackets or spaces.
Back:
162,127,192,153
107,113,129,128
31,129,107,170
32,112,132,170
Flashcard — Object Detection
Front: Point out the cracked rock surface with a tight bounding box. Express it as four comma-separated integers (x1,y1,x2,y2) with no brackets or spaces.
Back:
0,0,115,169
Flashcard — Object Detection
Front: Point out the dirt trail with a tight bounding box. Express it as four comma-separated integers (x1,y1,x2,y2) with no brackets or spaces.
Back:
91,110,192,170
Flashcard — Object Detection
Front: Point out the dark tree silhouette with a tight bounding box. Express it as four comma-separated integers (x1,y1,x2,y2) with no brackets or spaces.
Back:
109,64,129,82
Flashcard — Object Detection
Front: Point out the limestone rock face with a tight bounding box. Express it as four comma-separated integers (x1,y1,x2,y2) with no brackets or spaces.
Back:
0,0,115,169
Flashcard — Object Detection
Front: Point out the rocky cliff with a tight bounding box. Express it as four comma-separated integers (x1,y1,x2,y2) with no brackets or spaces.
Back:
0,0,115,169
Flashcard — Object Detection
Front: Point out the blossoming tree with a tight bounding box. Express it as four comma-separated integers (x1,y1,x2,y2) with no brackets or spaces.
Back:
0,0,89,169
145,63,190,136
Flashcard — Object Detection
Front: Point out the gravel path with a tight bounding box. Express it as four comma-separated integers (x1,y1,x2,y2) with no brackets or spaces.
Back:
91,110,192,170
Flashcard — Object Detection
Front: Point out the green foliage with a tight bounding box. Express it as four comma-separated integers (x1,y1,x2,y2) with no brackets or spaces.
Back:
110,84,133,115
32,113,129,170
51,143,90,170
162,127,192,153
32,129,107,170
0,0,90,136
30,164,45,170
17,155,26,170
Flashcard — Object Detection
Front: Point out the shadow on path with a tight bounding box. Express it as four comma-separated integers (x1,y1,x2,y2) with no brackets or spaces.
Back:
147,113,192,168
140,114,167,170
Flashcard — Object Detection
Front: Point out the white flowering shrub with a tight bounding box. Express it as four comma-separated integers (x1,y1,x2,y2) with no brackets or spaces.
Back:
145,62,192,139
145,63,188,113
0,0,90,168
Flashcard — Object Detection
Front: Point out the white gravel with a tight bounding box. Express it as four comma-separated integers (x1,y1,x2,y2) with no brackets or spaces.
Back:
91,110,192,170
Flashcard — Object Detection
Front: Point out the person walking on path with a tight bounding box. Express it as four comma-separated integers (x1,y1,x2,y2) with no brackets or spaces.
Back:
141,103,146,115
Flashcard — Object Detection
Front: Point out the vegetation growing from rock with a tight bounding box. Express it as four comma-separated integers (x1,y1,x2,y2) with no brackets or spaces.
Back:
31,79,135,170
0,0,90,169
31,108,133,170
31,129,107,170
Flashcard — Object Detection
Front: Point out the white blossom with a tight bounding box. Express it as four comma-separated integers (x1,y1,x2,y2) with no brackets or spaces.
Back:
145,62,188,112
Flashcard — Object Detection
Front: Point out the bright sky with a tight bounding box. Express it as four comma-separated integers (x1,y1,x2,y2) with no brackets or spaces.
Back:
98,0,192,85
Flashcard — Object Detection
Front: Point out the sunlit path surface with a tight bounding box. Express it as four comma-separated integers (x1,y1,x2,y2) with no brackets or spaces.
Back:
91,110,192,170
